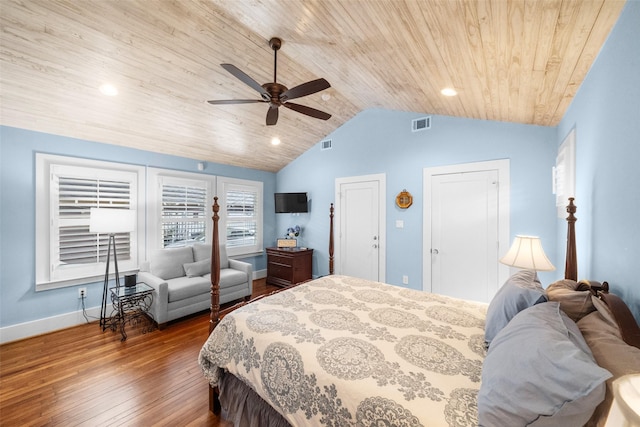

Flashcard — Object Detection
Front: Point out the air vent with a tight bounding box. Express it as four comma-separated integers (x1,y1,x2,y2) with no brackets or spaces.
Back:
321,139,332,150
412,116,431,132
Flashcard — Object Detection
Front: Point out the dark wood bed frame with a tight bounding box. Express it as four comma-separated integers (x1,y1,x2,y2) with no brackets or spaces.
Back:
206,197,640,412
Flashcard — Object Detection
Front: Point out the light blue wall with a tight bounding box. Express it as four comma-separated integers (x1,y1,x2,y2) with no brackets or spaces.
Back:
0,126,277,328
277,109,557,288
557,0,640,321
3,1,637,332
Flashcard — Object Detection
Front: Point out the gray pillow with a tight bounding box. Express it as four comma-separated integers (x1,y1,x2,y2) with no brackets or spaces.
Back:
478,302,611,426
183,259,211,277
149,246,194,280
484,269,547,345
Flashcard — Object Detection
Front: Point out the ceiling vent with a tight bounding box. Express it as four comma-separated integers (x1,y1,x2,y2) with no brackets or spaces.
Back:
412,116,431,132
321,139,332,150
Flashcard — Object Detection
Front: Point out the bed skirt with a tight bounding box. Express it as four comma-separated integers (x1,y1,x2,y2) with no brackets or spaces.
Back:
219,371,292,427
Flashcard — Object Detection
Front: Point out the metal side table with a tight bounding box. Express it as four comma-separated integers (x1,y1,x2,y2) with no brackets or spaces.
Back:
108,283,155,341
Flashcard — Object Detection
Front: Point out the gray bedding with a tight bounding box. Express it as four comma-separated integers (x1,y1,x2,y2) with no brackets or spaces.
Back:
199,275,488,426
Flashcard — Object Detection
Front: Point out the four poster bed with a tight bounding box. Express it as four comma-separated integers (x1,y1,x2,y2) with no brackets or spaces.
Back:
199,198,640,426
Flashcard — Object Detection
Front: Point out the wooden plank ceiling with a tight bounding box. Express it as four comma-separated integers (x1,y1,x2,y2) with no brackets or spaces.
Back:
0,0,625,172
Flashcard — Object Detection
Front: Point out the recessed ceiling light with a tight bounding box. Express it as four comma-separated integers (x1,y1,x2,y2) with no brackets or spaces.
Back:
271,137,281,146
99,83,118,96
441,87,458,97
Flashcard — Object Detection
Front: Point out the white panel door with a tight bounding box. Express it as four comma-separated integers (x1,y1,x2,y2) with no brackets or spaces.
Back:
336,175,385,282
430,170,499,302
424,159,510,303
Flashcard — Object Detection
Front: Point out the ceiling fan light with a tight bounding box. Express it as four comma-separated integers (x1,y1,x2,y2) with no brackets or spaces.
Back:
271,137,281,146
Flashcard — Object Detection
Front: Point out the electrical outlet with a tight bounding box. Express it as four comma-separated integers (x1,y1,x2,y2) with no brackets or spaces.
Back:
402,275,409,285
78,287,87,299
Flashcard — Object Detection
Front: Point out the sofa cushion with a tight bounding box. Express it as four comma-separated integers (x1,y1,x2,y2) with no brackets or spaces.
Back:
183,259,210,277
167,276,211,303
192,243,210,262
220,268,249,289
193,243,229,268
150,246,194,280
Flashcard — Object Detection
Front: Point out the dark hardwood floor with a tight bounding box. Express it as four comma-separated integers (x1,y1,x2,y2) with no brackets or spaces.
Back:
0,279,278,427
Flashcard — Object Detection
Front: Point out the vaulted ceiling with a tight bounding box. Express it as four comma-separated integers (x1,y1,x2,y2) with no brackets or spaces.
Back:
0,0,625,172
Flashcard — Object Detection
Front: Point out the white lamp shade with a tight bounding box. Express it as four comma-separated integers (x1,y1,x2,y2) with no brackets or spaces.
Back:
89,208,136,233
499,235,555,271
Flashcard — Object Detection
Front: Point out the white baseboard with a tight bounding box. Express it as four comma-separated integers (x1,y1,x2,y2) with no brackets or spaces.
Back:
2,272,268,344
0,304,108,345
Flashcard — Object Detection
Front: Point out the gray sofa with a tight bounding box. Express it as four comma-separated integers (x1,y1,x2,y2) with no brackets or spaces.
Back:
138,243,252,328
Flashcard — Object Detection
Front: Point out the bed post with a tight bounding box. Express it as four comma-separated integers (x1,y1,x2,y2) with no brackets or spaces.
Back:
565,197,578,281
210,197,221,334
209,197,222,413
329,203,334,275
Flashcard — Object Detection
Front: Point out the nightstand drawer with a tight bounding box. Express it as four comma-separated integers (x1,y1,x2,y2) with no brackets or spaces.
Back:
269,254,292,265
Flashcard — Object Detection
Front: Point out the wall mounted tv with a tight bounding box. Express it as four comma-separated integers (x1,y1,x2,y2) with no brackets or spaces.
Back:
275,192,309,213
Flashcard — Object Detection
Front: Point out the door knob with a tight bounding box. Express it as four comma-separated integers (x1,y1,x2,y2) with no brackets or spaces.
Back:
373,244,378,248
432,248,439,254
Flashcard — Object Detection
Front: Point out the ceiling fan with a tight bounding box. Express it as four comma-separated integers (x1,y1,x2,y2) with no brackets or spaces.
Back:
208,37,332,126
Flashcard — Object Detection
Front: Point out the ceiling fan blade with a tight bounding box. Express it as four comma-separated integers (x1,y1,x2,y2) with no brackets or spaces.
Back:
221,63,270,99
283,102,331,120
266,105,279,126
207,99,265,105
280,78,331,102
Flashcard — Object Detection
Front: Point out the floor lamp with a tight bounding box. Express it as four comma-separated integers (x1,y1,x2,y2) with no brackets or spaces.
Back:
89,208,136,331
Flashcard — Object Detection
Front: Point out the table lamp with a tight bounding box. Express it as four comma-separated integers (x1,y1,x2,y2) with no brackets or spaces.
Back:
499,235,555,271
89,208,136,330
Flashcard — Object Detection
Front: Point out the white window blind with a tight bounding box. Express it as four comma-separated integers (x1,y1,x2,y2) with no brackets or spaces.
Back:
161,183,207,247
56,176,132,265
218,177,263,256
225,189,257,248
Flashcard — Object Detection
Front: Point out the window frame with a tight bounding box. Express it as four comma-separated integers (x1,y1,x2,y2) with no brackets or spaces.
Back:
35,154,145,291
217,177,263,257
146,168,215,251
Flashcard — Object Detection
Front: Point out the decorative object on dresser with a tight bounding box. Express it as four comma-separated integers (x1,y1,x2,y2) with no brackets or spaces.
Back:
266,247,313,288
89,207,136,331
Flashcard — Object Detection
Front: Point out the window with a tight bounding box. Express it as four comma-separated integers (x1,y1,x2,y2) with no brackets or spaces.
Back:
218,177,263,256
36,154,144,290
161,181,208,247
147,169,214,251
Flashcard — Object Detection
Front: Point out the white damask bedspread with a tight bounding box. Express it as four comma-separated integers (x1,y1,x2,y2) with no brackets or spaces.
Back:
199,275,488,427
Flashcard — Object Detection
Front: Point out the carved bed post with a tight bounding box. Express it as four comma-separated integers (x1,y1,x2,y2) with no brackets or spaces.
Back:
565,197,578,281
329,203,334,275
210,197,221,334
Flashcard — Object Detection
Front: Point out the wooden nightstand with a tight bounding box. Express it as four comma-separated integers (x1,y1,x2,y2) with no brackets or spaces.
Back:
266,247,313,288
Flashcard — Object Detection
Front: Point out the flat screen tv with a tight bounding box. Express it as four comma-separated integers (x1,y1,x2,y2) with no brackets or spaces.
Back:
275,192,308,213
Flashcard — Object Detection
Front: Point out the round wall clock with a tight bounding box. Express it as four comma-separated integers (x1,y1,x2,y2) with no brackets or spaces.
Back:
395,189,413,209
